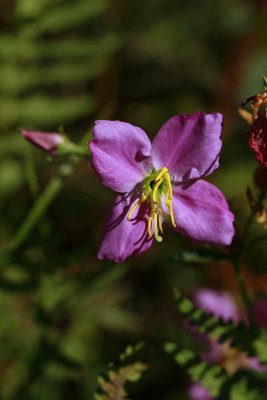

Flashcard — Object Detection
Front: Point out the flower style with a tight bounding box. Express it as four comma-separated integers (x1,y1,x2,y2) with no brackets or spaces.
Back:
90,112,235,263
188,289,267,400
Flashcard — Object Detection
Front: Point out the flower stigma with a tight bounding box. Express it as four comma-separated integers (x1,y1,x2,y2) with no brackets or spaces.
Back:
127,167,176,242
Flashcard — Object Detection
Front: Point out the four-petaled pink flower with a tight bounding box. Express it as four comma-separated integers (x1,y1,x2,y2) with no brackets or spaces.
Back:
90,111,235,263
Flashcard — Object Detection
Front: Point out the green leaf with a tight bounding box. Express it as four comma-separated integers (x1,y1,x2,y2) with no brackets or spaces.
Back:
174,349,195,365
119,342,145,362
163,342,177,354
252,329,267,364
29,0,108,34
94,393,105,400
167,346,226,397
0,0,120,132
95,343,147,400
229,377,264,400
201,365,225,397
124,362,147,382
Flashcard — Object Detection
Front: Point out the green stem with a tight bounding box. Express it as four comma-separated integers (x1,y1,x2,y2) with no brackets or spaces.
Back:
25,146,40,198
58,141,90,159
232,256,254,323
8,162,73,253
7,103,112,255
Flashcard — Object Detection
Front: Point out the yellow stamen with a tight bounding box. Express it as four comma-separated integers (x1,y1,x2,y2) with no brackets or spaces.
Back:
127,166,176,241
166,186,170,203
167,199,176,228
158,207,163,234
127,194,147,221
164,172,172,199
152,177,162,204
153,214,162,242
155,166,168,182
148,208,155,237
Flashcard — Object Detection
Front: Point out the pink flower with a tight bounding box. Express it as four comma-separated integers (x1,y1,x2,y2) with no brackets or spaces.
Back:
21,130,64,156
90,112,235,263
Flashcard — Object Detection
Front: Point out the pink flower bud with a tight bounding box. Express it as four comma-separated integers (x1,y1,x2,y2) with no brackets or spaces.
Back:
21,130,64,156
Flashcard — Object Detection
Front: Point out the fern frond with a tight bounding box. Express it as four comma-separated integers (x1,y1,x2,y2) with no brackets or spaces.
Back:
94,343,147,400
173,288,259,355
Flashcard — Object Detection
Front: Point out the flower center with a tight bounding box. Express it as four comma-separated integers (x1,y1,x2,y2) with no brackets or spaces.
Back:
219,341,249,375
127,167,176,242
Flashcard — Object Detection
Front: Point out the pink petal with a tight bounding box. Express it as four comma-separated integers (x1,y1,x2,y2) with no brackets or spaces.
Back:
194,289,239,323
164,180,234,245
188,382,214,400
151,112,223,183
90,120,152,193
246,356,267,373
21,130,63,155
97,192,155,263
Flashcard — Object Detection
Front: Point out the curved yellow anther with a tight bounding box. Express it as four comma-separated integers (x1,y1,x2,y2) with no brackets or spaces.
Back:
167,200,176,228
164,172,172,200
153,214,162,242
148,215,153,237
155,167,168,182
158,207,163,234
152,178,162,204
148,208,156,236
127,194,147,221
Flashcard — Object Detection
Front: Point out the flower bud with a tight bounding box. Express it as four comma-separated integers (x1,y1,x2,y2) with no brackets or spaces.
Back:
21,130,64,156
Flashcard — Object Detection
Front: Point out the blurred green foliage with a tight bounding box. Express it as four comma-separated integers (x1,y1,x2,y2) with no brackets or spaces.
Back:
167,289,267,400
0,0,120,130
0,0,267,399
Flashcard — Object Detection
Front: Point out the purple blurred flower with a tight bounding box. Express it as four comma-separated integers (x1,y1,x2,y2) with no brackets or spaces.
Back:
21,130,64,156
90,112,235,263
189,382,213,400
188,289,267,400
193,289,240,324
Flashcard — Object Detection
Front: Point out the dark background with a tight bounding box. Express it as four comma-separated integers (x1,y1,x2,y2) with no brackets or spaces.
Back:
0,0,267,398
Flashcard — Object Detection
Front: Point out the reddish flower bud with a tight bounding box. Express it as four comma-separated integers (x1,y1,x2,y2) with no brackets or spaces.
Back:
21,130,64,156
249,113,267,167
